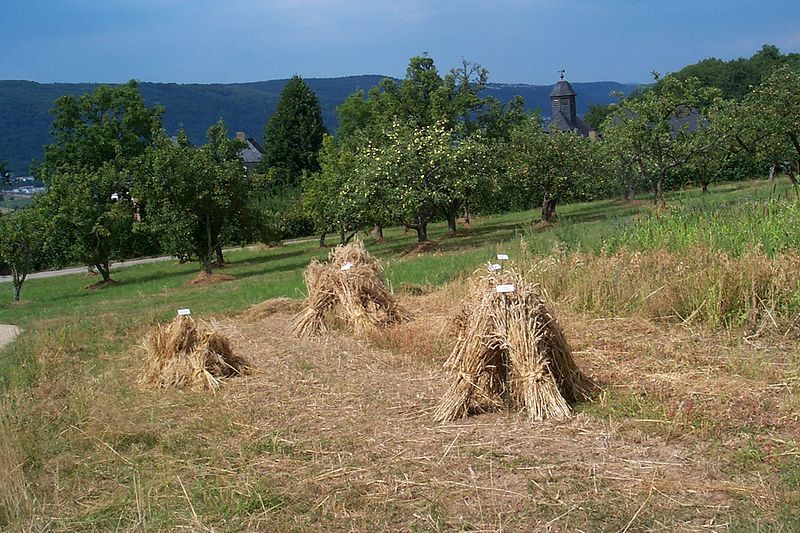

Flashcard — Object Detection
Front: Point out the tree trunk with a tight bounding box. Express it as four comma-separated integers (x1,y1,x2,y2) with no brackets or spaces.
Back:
319,232,327,247
701,183,709,194
200,256,213,275
416,224,428,243
373,225,384,240
464,204,471,226
626,182,636,201
416,211,430,242
541,193,558,222
204,212,214,273
11,269,22,303
95,263,111,283
214,244,225,267
654,175,665,205
787,163,799,187
769,162,777,181
446,203,458,235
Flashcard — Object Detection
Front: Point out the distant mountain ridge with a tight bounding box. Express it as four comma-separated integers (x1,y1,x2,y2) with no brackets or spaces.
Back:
0,76,638,174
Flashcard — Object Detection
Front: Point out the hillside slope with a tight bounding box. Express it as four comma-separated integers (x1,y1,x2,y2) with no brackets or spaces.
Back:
0,77,636,174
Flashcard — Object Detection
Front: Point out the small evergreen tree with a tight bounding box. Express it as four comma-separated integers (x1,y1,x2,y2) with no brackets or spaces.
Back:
262,75,326,187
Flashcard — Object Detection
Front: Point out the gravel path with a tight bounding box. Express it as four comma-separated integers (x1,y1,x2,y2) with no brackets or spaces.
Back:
0,324,20,351
0,238,317,283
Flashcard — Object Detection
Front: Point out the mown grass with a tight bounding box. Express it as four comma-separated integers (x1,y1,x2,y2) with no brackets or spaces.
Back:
0,196,32,211
1,177,798,529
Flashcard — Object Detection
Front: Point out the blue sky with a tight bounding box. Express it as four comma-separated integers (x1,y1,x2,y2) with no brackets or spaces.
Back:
3,0,799,85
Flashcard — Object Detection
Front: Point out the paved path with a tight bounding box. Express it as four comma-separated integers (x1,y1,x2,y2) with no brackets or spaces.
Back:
0,238,316,283
0,325,20,351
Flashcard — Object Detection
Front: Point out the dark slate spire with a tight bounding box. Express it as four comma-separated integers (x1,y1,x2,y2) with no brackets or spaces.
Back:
547,74,591,136
549,80,577,98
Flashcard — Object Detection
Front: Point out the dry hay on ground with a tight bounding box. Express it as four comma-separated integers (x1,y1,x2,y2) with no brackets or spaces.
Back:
140,315,254,390
291,241,411,337
399,240,442,256
434,268,595,422
183,272,236,287
243,297,304,321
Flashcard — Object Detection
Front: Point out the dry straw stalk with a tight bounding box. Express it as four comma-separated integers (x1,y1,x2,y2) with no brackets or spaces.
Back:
435,267,594,422
292,241,411,337
141,315,253,391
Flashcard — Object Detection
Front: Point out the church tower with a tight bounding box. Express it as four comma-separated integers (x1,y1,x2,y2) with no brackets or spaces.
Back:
547,71,591,137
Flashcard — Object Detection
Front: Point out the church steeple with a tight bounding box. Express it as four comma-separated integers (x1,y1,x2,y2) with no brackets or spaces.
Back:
549,71,577,125
546,71,592,137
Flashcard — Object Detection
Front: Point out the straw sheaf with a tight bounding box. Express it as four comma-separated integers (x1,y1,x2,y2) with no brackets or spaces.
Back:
435,268,594,423
292,241,411,337
140,315,254,391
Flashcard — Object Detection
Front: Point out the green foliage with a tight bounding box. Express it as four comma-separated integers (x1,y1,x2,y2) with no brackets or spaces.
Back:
303,135,370,242
137,122,250,273
602,74,723,202
249,185,314,243
668,44,800,100
357,119,491,241
262,76,326,187
0,207,47,302
507,115,605,220
38,165,141,281
34,81,163,280
41,80,162,174
583,103,611,131
745,63,800,173
328,55,503,240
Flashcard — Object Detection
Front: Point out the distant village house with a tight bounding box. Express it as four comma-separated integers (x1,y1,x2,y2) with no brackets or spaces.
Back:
235,132,264,172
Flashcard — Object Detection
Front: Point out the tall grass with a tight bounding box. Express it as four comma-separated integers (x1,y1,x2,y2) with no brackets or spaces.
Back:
0,397,30,526
610,197,800,257
523,197,800,331
525,245,800,332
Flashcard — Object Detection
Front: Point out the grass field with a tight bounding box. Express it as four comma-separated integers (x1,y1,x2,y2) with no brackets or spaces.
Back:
0,195,32,211
1,178,799,530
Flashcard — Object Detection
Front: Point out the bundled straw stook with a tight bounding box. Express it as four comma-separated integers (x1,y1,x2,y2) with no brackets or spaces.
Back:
141,315,253,391
434,268,593,422
292,241,411,337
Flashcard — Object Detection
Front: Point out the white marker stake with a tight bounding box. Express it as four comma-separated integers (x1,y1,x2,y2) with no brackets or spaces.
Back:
496,284,515,293
487,263,502,272
177,308,191,316
497,254,509,261
340,262,353,271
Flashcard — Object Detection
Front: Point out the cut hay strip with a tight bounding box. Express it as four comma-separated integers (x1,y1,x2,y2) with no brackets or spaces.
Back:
140,315,254,391
243,297,305,321
435,268,594,422
291,241,411,337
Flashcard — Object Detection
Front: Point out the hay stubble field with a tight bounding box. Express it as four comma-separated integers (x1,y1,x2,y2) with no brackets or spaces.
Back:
1,179,800,531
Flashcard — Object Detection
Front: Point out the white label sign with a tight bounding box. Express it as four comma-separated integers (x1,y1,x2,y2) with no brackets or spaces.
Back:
496,284,515,293
488,263,501,272
177,308,191,316
497,254,509,261
340,262,353,271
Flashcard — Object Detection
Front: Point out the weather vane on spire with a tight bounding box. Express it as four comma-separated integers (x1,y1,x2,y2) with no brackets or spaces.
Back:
558,69,566,80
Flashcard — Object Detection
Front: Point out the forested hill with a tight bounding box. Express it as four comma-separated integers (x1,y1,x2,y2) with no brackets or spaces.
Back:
0,76,637,174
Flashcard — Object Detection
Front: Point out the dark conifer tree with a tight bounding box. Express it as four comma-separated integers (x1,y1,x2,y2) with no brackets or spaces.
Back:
262,75,326,187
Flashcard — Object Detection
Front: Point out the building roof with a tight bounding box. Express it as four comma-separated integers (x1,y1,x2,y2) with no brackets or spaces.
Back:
548,110,592,136
549,80,577,98
240,138,264,165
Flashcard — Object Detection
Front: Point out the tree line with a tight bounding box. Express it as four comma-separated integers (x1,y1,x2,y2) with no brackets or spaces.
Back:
2,47,799,303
